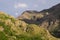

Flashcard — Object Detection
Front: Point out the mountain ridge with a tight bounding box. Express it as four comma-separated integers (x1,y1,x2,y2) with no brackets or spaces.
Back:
0,3,60,40
17,3,60,38
0,11,58,40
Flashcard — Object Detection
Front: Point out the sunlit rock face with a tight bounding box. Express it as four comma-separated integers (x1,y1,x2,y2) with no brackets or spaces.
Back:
17,3,60,38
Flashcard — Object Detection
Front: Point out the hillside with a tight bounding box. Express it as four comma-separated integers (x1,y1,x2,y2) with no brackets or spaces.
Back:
18,3,60,38
0,11,59,40
0,3,60,40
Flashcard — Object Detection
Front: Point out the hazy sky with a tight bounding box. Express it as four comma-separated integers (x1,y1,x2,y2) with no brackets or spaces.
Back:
0,0,60,17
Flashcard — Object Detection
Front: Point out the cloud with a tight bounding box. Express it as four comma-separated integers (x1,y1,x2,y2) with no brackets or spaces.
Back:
15,13,19,16
14,3,28,9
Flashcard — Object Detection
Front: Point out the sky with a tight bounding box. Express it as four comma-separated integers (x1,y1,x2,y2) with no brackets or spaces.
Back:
0,0,60,17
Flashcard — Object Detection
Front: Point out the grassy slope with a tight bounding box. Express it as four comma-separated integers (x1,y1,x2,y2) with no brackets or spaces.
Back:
0,12,59,40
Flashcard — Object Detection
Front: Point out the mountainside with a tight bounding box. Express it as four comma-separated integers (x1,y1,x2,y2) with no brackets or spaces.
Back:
0,12,59,40
0,3,60,40
18,3,60,38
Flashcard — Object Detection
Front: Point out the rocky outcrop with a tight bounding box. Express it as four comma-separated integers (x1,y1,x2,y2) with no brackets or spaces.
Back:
17,3,60,38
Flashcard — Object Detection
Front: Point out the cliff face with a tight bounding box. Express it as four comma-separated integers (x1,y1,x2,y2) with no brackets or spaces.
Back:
17,3,60,38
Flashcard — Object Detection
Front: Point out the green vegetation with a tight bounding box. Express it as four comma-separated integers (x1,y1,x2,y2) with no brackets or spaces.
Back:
0,12,59,40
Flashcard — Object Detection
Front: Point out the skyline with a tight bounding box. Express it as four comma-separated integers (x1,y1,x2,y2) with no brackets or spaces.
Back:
0,0,60,17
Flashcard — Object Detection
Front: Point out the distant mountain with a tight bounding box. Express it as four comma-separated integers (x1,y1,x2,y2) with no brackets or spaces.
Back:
17,3,60,38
